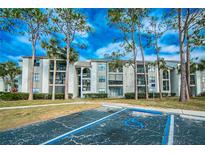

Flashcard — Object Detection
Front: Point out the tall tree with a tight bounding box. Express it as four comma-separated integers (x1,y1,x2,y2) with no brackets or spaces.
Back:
0,9,49,100
51,9,90,99
108,8,140,100
178,8,190,102
183,9,205,97
41,37,79,100
41,38,64,100
147,16,168,100
135,9,149,99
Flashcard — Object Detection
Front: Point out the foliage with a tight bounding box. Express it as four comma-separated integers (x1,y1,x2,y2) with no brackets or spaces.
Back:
0,92,73,101
0,62,21,91
83,93,108,98
125,92,175,99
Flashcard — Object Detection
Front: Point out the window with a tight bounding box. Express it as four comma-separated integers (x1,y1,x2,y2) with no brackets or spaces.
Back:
49,72,65,84
34,59,40,67
109,87,123,96
108,74,123,85
149,76,155,83
34,73,40,82
57,61,66,71
55,72,65,84
82,79,91,91
49,86,65,93
163,70,169,79
33,88,40,93
163,80,169,91
138,87,145,93
149,66,155,72
190,74,196,85
151,83,156,88
108,63,123,72
137,75,145,85
98,64,106,71
99,88,106,94
99,76,106,82
83,68,91,78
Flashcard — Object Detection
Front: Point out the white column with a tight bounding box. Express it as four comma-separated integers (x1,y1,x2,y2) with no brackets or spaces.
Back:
80,67,83,98
42,59,49,93
196,71,201,95
22,58,29,92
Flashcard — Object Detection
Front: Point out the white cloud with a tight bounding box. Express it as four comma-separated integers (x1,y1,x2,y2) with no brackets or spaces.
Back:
96,42,125,58
17,36,30,44
160,44,179,53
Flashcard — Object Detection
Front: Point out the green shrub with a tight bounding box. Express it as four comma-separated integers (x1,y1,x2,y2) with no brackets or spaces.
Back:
0,92,73,101
199,92,205,96
125,92,175,99
84,93,107,98
124,93,135,99
0,92,29,101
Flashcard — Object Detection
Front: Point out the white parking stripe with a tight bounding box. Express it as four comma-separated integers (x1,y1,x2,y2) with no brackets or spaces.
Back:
168,115,174,145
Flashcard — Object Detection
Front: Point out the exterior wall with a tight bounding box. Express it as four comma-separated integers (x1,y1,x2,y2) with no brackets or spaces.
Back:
21,58,29,92
148,65,158,93
91,62,98,93
68,64,75,95
123,65,134,93
42,59,49,93
196,71,202,95
19,58,205,98
0,78,4,91
200,71,205,94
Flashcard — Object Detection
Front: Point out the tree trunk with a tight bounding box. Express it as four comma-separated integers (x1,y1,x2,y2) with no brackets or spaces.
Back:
157,53,162,100
186,32,191,97
64,39,70,99
131,18,138,100
178,9,188,103
52,57,57,100
137,25,148,100
28,39,36,100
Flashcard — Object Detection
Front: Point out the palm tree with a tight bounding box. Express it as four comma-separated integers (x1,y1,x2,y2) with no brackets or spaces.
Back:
0,63,7,91
41,38,64,100
42,38,79,100
0,62,21,92
198,59,205,71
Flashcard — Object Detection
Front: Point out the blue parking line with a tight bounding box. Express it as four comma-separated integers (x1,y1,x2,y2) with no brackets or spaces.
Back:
162,114,171,145
40,108,127,145
129,108,163,115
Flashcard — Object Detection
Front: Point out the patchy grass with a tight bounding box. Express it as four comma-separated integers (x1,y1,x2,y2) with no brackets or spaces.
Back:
0,104,100,131
0,99,84,108
0,97,205,111
86,97,205,111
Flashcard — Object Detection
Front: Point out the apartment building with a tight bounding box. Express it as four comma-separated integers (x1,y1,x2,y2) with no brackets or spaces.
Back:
19,56,205,98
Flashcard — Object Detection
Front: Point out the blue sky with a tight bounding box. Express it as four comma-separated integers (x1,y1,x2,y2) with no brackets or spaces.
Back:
0,8,204,64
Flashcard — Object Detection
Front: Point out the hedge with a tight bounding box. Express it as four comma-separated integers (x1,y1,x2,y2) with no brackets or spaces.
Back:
84,93,108,98
125,92,176,99
0,92,73,101
199,92,205,96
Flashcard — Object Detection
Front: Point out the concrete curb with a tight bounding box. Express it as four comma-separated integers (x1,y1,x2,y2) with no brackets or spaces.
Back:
102,102,205,117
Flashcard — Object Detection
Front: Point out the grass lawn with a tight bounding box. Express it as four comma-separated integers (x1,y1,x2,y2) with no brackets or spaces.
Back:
90,97,205,111
0,104,100,131
0,96,204,131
